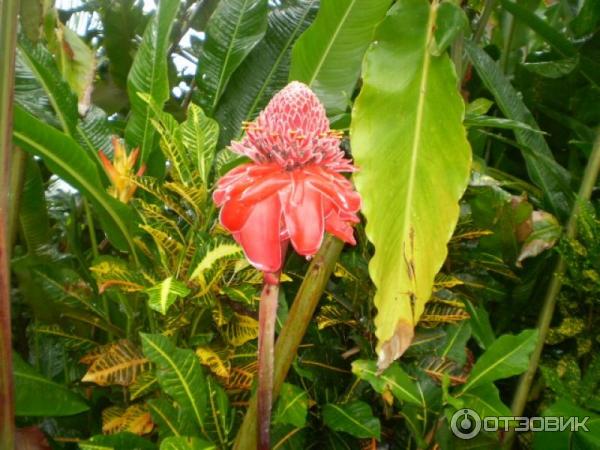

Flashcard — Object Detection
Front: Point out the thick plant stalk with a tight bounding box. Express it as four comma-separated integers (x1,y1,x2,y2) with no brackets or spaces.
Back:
257,280,279,450
507,132,600,449
0,0,19,446
234,235,344,449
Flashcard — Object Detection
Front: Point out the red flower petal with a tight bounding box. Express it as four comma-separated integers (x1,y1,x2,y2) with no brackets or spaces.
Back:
219,197,253,232
237,194,283,272
325,210,356,245
282,181,324,256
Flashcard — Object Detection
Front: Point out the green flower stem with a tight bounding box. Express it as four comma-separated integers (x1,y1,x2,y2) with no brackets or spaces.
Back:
0,0,19,445
234,234,344,449
507,131,600,449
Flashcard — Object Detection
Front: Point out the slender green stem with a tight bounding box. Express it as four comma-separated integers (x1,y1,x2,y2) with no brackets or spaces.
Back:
0,0,19,445
234,235,344,449
507,132,600,448
257,280,279,450
83,198,99,260
473,0,497,44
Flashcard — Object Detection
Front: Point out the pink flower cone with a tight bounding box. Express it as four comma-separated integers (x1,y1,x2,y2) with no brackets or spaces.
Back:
213,81,361,274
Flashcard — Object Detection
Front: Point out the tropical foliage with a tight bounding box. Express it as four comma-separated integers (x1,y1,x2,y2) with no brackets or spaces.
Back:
1,0,600,449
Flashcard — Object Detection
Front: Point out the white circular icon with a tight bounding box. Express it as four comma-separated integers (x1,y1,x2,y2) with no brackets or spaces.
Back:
450,408,482,439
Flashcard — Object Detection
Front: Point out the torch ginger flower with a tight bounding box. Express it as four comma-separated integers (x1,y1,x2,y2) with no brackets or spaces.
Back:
99,137,146,203
213,81,361,276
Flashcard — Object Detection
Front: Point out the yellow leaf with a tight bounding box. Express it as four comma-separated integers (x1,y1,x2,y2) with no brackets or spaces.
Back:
196,347,231,378
82,340,150,386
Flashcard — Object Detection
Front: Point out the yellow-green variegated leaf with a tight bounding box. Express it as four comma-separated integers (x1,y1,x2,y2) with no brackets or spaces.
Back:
145,277,191,315
350,0,471,370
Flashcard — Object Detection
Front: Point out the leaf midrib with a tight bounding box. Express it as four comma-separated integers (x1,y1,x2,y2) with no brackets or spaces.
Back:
462,332,535,392
306,0,357,87
327,404,376,437
359,367,420,405
211,0,253,111
142,336,205,431
398,2,437,323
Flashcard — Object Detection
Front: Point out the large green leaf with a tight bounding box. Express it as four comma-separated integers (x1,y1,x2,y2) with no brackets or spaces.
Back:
465,42,573,219
18,37,112,168
322,401,381,439
460,383,512,419
160,437,216,450
351,360,422,406
17,36,77,135
140,334,208,436
500,0,599,87
215,0,319,146
180,104,219,185
13,353,89,416
195,0,269,115
350,0,471,370
461,329,538,392
79,433,156,450
145,276,191,315
273,383,309,428
289,0,391,114
12,106,139,255
125,0,179,163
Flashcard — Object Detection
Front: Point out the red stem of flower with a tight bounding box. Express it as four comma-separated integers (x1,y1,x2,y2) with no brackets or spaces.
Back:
257,275,280,450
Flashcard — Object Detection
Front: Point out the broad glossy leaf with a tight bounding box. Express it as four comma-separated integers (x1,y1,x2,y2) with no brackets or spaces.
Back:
125,0,180,163
17,36,78,135
146,277,191,315
273,383,309,428
533,399,600,450
13,353,89,416
215,0,319,146
12,106,139,254
147,398,180,438
351,360,422,406
19,157,50,253
431,1,469,56
53,23,96,115
290,0,391,114
571,0,600,37
465,115,546,134
464,301,495,350
460,383,511,419
181,104,219,185
465,42,573,218
322,401,381,439
18,37,112,168
160,436,216,450
79,432,156,450
351,0,471,369
81,340,150,386
195,0,269,115
461,329,538,392
141,334,208,434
